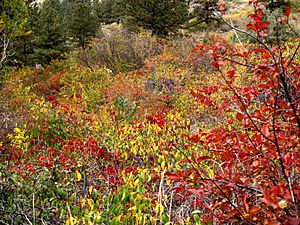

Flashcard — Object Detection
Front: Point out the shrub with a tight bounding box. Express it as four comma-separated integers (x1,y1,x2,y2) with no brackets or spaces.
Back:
0,106,19,146
173,1,300,224
76,24,163,73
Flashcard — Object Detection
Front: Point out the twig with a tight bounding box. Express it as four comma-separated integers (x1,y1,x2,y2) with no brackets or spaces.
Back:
32,193,35,225
229,20,247,51
212,10,278,65
170,139,257,225
168,190,174,223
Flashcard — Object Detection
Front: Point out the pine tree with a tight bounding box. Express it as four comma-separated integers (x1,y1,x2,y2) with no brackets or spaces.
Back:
189,0,219,27
95,0,121,24
260,0,291,11
65,0,99,49
115,0,189,36
29,0,67,65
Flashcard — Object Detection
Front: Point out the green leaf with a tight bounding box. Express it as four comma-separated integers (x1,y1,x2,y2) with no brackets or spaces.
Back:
72,206,79,215
193,214,201,223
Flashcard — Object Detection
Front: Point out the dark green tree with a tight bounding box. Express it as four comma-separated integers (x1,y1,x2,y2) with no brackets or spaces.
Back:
95,0,121,24
65,0,99,49
188,0,219,28
115,0,189,36
260,0,292,11
28,0,68,65
260,0,294,44
12,1,38,66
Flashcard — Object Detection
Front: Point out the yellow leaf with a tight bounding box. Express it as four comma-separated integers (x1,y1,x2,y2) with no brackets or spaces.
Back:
155,203,164,214
66,217,77,225
14,127,21,133
121,152,128,159
278,200,288,209
161,161,165,170
0,19,4,32
87,199,94,210
129,205,137,212
89,186,93,194
166,179,171,185
76,171,82,182
134,178,140,186
207,167,215,179
80,199,86,208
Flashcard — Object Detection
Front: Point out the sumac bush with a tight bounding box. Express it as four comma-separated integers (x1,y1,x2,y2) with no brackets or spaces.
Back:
170,1,300,224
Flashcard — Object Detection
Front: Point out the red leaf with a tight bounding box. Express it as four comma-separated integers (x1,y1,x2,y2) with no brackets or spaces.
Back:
211,61,219,68
259,21,270,30
285,7,292,17
166,175,181,181
197,156,210,161
236,112,244,122
189,134,200,143
192,48,199,53
288,217,300,225
197,156,210,164
252,160,259,167
180,158,190,163
255,110,266,121
232,53,244,58
195,43,205,48
188,188,202,196
261,124,270,137
261,51,271,59
227,70,235,77
260,197,278,209
251,47,267,53
219,3,225,12
171,186,185,193
246,23,257,30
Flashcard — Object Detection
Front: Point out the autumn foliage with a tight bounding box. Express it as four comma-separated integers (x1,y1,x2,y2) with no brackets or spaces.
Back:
0,1,299,224
185,1,300,223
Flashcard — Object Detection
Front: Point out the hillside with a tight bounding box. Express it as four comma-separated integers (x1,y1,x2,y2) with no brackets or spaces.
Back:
0,1,300,224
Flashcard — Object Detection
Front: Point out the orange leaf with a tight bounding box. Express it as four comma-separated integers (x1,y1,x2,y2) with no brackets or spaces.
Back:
250,206,260,214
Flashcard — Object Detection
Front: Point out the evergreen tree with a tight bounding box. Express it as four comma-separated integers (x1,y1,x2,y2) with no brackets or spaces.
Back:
95,0,121,24
12,1,38,66
29,0,67,65
115,0,189,36
260,0,291,11
65,0,99,49
188,0,219,27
